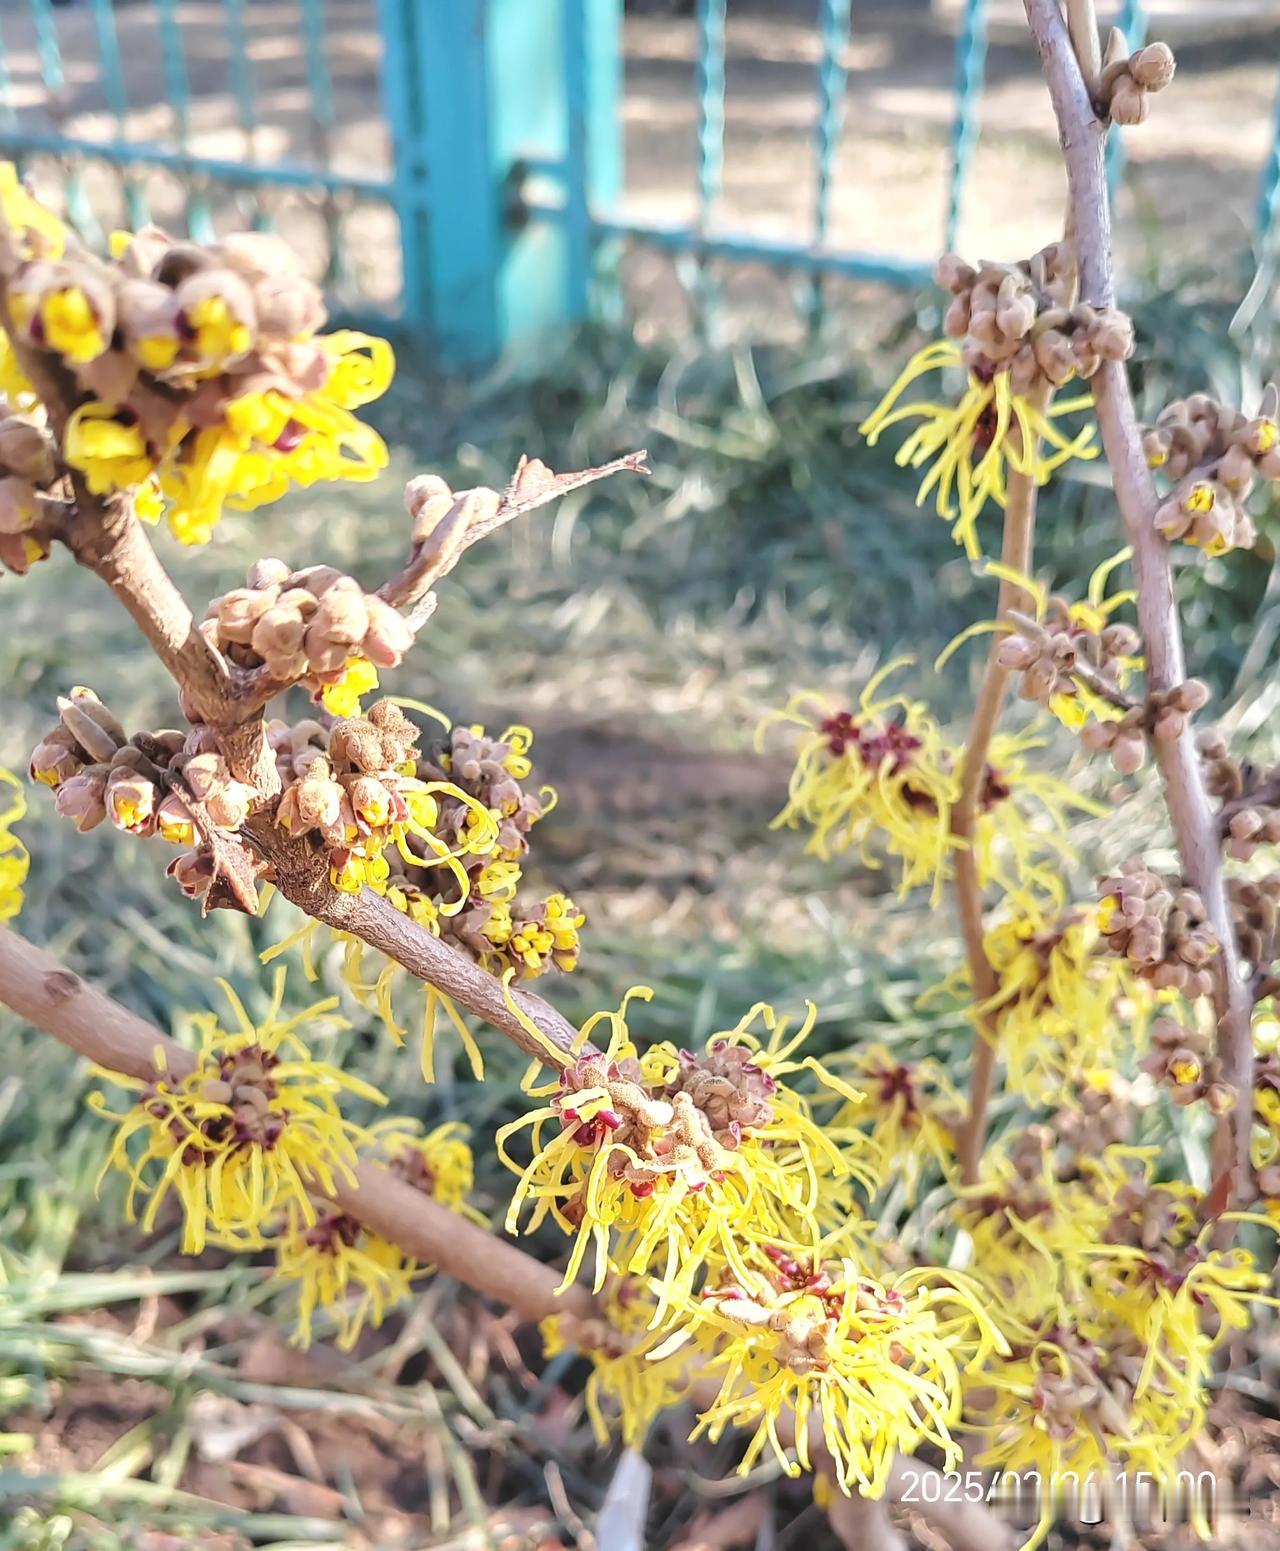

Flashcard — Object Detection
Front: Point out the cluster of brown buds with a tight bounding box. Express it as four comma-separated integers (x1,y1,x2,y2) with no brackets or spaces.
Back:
1028,1325,1145,1448
1053,1071,1134,1156
937,242,1133,391
29,686,250,842
9,224,325,401
1079,680,1210,775
999,598,1135,732
1097,860,1218,999
270,700,440,893
1105,1171,1192,1254
554,1049,727,1209
1229,876,1280,986
395,724,583,982
1140,1016,1232,1113
0,395,60,576
204,559,413,710
1142,389,1280,557
1098,34,1176,125
1198,730,1280,862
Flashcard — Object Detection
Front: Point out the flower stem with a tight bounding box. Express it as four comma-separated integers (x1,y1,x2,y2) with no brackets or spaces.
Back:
953,385,1051,1187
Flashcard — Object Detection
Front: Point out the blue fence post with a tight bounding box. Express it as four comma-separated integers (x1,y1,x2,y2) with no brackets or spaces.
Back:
377,0,619,363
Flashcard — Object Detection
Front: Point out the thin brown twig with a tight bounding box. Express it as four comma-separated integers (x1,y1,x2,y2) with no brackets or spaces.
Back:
1004,607,1139,711
1024,0,1255,1197
246,815,589,1067
0,921,588,1324
953,386,1050,1187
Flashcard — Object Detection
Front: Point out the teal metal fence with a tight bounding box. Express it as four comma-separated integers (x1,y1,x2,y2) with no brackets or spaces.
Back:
1,0,1279,362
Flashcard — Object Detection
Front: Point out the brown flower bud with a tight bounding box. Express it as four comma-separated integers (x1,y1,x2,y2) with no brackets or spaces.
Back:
252,272,327,338
173,269,258,362
30,728,83,788
58,689,126,763
933,253,977,294
156,790,196,846
167,848,214,900
361,595,414,668
247,557,292,590
250,603,308,672
53,765,109,832
1110,77,1148,126
210,586,278,645
1129,42,1175,92
0,414,55,483
1111,732,1146,774
405,475,457,541
312,577,369,647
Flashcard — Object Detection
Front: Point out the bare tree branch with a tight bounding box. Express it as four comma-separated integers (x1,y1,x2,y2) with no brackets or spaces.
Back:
0,922,589,1325
245,815,590,1067
1024,0,1255,1197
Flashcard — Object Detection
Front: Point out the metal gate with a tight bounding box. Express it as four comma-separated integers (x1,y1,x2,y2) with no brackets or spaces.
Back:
1,0,1278,363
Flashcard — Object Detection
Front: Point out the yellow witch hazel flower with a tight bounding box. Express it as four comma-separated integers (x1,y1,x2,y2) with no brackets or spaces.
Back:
836,1043,963,1201
650,1253,1005,1498
0,174,394,545
499,992,875,1320
272,1120,484,1349
962,1139,1278,1549
861,339,1096,558
0,768,30,922
937,892,1146,1103
763,661,1097,903
859,245,1128,558
88,973,384,1254
541,1275,698,1449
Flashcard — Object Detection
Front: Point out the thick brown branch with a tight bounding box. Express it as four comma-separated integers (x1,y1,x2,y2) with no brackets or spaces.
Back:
1024,0,1255,1196
247,817,588,1068
0,922,587,1324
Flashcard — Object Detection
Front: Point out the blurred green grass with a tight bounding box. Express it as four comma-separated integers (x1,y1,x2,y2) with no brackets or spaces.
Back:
2,290,1280,1547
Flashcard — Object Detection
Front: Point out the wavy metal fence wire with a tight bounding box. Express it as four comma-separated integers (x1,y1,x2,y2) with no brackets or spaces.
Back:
0,0,1277,361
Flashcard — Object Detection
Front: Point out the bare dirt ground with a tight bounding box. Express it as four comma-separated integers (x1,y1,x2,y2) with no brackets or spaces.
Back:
2,0,1279,332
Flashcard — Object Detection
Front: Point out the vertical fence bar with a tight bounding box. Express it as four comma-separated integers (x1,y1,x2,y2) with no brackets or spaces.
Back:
945,0,987,254
695,0,727,230
1106,0,1146,195
89,0,148,228
562,0,622,321
223,0,264,225
297,0,345,288
26,0,96,242
153,0,214,241
808,0,851,321
375,0,431,334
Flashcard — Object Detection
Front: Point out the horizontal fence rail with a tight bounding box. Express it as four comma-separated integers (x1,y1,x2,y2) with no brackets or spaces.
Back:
1,0,1279,362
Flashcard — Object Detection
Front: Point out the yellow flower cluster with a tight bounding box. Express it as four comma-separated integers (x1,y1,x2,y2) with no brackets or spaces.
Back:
0,768,29,922
860,339,1097,558
267,719,584,1083
938,896,1146,1103
961,1142,1275,1549
764,662,1096,903
653,1260,1004,1497
500,993,871,1314
835,1043,963,1201
89,975,383,1254
507,991,1007,1493
272,1120,484,1349
0,167,392,544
